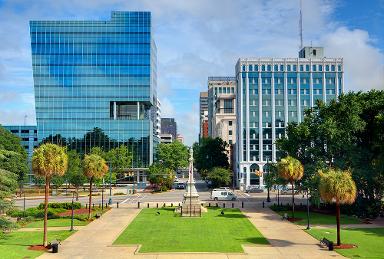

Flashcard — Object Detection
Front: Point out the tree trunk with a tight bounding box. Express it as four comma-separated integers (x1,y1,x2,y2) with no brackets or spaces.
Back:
291,181,295,219
43,176,50,247
88,178,93,220
336,202,341,246
267,187,271,202
76,186,79,201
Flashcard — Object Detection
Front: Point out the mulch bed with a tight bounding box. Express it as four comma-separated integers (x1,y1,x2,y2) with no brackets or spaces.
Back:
28,245,49,251
57,208,89,217
287,217,303,222
334,244,358,249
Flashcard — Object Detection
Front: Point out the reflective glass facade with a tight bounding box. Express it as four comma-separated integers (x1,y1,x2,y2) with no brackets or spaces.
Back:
235,55,343,189
30,11,156,167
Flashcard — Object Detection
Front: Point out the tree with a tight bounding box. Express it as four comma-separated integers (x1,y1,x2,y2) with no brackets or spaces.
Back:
32,143,68,247
82,154,108,219
277,156,304,219
65,150,86,200
147,162,174,191
206,167,231,188
264,164,279,202
105,145,133,181
0,125,28,183
156,142,189,172
193,138,229,178
0,168,18,233
319,168,357,246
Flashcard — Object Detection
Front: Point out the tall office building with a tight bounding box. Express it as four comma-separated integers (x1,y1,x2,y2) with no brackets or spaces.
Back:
30,11,157,168
207,77,236,145
199,92,208,138
161,118,177,140
235,47,343,190
3,125,38,184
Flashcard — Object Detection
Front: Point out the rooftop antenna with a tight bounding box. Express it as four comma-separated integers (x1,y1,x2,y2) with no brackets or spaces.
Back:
299,0,303,49
24,115,28,126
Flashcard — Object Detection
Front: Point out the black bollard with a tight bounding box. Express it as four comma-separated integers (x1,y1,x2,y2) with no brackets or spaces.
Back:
163,203,165,207
93,203,95,208
242,201,244,208
156,203,158,208
117,202,119,208
138,202,140,208
216,203,218,207
223,203,226,208
209,203,211,207
147,203,150,208
263,201,265,208
232,203,234,208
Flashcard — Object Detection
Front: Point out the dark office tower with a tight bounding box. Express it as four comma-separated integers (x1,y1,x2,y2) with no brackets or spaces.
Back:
30,11,157,167
161,118,177,140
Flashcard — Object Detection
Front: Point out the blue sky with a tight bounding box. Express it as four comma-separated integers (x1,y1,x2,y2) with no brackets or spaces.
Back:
0,0,383,145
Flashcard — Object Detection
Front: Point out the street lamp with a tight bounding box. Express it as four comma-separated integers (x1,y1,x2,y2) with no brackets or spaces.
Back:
266,158,271,203
101,178,104,210
306,188,310,230
70,191,74,231
108,164,112,205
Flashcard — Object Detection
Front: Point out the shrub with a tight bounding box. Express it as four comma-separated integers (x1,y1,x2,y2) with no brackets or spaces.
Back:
37,202,82,210
113,192,125,196
7,207,66,219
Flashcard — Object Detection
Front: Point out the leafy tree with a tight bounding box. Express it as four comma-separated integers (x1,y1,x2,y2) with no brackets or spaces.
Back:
156,142,188,172
147,162,174,191
206,167,231,188
0,168,18,233
51,175,65,194
82,154,108,219
277,156,304,219
0,126,28,183
193,138,229,178
65,150,86,200
32,143,68,247
319,168,357,246
105,145,132,181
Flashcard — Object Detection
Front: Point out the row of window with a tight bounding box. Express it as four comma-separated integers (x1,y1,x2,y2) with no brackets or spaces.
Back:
213,86,235,95
247,77,338,85
242,63,342,72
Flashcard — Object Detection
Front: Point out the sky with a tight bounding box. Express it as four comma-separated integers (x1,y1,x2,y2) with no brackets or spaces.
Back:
0,0,383,146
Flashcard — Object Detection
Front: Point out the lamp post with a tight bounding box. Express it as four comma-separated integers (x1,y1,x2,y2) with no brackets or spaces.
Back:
306,188,310,230
266,158,271,202
101,178,104,210
70,192,74,231
108,164,112,205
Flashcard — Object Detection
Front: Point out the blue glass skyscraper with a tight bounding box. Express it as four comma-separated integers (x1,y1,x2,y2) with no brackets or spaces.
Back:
30,11,157,167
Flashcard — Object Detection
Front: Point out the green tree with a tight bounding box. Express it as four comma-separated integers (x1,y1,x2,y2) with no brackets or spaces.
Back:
277,156,304,219
0,126,28,183
319,168,357,246
156,142,189,172
32,143,68,247
65,150,86,200
206,167,231,188
193,138,229,178
147,162,174,192
105,145,132,181
82,154,108,219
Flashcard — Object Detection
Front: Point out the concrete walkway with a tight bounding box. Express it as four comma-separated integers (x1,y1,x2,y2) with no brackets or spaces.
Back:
38,205,344,259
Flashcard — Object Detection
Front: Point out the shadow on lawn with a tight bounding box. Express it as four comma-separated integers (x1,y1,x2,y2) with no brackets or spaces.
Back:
216,213,247,219
345,227,384,237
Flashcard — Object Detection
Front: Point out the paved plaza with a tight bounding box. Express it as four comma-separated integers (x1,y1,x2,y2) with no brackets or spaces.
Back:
38,204,343,259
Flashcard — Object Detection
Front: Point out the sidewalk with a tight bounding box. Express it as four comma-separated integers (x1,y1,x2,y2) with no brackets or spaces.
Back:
38,205,345,259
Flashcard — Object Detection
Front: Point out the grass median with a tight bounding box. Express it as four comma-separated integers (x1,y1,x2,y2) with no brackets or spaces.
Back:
114,207,268,253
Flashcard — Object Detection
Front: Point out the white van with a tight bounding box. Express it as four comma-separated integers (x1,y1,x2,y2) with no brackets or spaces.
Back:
211,189,237,201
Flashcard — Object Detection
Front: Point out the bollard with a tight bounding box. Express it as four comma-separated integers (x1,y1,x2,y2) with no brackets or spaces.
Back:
178,203,180,207
106,203,108,208
157,203,158,208
117,202,119,208
223,203,226,208
242,201,244,208
147,203,150,208
232,203,234,208
93,203,95,208
137,202,140,209
216,203,218,207
163,203,165,207
263,201,265,208
209,203,211,207
171,203,173,207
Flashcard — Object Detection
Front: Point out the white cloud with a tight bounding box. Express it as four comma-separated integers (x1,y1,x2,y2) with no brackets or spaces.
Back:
321,27,384,91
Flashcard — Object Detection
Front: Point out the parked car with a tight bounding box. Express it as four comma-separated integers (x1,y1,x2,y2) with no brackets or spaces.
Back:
245,186,264,193
211,189,237,201
175,182,186,189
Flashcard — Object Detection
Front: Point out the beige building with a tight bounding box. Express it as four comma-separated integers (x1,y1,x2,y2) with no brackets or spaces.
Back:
208,77,237,146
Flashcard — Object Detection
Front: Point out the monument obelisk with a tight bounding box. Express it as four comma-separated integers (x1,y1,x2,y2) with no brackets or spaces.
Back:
181,148,202,217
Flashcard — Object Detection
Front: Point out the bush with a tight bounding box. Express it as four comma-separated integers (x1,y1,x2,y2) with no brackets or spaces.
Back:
7,207,66,219
0,216,18,232
37,202,82,210
113,192,125,196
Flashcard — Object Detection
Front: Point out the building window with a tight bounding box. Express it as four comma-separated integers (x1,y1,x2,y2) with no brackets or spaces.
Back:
274,64,278,71
228,121,232,126
319,65,323,71
262,65,265,71
229,140,233,144
21,130,29,133
223,99,233,113
326,65,329,71
249,65,253,71
306,65,310,71
300,65,304,71
229,130,233,136
11,130,18,133
255,65,259,71
313,65,317,71
331,65,335,71
267,65,271,71
293,65,297,71
280,64,284,71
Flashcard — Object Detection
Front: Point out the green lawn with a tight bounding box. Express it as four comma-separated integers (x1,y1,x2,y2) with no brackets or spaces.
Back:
274,210,360,225
24,218,88,228
0,231,74,259
306,227,384,258
114,207,268,253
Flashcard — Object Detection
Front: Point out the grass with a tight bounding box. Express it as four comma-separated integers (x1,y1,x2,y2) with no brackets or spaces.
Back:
273,210,360,225
0,230,74,259
114,207,268,253
306,227,384,258
24,218,88,228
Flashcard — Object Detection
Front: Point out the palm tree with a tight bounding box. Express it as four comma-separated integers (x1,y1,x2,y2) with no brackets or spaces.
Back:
319,168,356,246
82,154,108,219
277,156,304,219
32,144,68,247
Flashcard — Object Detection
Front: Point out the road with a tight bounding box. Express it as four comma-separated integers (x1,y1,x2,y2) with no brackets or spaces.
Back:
14,180,307,209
